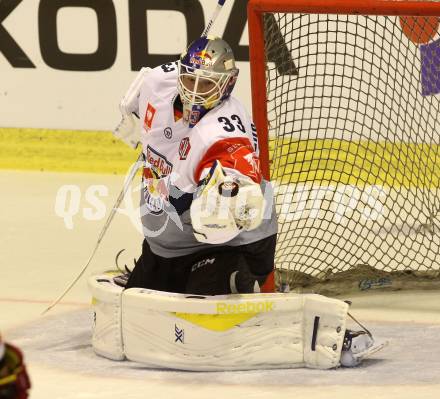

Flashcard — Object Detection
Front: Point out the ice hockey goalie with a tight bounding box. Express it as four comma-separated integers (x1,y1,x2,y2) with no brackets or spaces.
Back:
104,32,387,371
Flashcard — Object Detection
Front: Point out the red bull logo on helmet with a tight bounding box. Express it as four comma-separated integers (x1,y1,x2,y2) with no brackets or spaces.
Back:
195,50,212,60
190,50,213,67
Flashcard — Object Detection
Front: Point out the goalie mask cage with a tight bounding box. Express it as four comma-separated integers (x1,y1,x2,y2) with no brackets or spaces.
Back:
248,0,440,294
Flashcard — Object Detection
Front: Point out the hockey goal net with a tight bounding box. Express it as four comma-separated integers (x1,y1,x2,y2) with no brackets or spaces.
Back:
248,0,440,294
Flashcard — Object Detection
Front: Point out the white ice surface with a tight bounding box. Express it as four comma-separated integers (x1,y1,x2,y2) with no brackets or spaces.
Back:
1,171,440,399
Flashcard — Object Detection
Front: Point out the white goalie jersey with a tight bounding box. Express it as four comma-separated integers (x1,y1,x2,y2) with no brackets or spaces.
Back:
127,63,277,257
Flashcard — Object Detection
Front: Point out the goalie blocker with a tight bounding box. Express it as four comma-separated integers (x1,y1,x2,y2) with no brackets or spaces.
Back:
88,275,386,370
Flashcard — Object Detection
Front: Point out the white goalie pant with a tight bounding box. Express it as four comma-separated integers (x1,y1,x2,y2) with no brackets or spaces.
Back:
88,275,349,370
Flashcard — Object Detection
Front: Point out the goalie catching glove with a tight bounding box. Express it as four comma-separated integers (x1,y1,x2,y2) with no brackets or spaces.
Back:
190,160,266,244
113,67,151,149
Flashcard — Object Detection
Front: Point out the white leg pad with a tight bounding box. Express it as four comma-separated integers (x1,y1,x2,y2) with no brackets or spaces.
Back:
88,277,349,370
88,275,125,360
122,290,304,370
121,289,348,370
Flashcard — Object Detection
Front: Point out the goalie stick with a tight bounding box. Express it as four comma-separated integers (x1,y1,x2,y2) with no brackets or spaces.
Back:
42,155,143,315
42,0,229,314
202,0,227,37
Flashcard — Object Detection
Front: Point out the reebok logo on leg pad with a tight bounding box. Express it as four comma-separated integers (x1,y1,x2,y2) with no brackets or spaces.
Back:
216,300,274,314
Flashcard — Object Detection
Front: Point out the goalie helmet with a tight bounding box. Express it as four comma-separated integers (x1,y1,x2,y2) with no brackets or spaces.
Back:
178,36,239,127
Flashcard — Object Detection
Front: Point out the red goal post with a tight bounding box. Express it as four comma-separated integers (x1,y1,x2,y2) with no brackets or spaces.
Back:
248,0,440,181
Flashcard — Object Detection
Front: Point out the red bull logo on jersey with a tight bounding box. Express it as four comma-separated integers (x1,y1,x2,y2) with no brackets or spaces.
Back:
143,146,173,214
143,168,170,198
190,50,213,66
145,145,173,176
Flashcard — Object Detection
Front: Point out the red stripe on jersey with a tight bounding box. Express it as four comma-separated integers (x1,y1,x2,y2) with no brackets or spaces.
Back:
194,137,262,183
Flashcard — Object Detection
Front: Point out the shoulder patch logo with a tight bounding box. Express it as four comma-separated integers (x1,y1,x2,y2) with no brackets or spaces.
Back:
179,137,191,160
144,103,156,131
